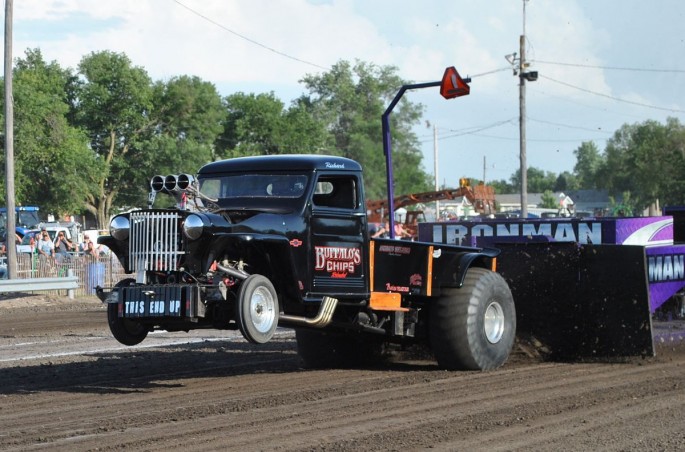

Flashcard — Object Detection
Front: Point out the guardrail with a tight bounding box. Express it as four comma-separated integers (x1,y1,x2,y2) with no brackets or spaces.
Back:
0,275,79,296
1,253,127,298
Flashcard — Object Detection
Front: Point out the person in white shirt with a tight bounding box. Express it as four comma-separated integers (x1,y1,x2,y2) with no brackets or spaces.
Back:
37,230,55,259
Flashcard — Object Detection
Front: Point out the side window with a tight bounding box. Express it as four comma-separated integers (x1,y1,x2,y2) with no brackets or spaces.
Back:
313,176,358,209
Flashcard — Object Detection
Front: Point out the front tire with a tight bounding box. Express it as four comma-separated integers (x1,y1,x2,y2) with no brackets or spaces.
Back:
236,274,279,344
430,267,516,370
107,279,149,346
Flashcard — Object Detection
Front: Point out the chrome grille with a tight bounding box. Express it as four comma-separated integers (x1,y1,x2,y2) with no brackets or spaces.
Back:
129,211,183,272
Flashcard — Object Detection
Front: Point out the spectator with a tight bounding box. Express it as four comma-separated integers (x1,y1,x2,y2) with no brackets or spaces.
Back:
82,240,99,258
37,229,55,260
54,231,75,261
80,234,99,255
0,233,22,255
371,221,390,238
393,221,412,240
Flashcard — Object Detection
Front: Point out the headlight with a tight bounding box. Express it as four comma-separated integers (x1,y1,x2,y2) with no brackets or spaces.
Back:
110,216,130,240
183,214,204,240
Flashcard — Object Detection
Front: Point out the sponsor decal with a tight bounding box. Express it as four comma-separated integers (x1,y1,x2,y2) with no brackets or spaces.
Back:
325,162,345,169
290,238,303,247
648,254,685,282
410,273,423,287
434,221,603,245
315,245,361,275
385,283,410,292
377,244,411,255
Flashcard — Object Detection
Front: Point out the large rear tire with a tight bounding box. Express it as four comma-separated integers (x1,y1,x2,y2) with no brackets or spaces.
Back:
295,329,385,369
236,274,279,344
107,279,149,346
430,267,515,370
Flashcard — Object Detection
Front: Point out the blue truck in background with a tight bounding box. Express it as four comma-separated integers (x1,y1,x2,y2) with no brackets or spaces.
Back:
0,206,41,238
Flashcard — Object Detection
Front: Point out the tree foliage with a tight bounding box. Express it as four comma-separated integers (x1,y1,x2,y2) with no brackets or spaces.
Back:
0,49,97,217
68,50,155,226
298,60,431,200
573,141,603,189
597,118,685,211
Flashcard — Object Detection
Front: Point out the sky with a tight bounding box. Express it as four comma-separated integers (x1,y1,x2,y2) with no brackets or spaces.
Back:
3,0,685,189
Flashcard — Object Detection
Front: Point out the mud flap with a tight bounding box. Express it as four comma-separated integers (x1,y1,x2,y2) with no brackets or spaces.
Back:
496,242,654,360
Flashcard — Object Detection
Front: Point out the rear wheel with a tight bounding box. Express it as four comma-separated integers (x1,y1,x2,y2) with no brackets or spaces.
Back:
236,274,279,344
430,267,516,370
107,279,149,346
295,329,385,369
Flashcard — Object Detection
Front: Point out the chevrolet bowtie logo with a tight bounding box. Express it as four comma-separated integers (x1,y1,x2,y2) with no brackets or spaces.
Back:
289,239,303,247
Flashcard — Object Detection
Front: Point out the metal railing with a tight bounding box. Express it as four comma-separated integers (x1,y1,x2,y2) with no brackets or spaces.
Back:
1,253,128,297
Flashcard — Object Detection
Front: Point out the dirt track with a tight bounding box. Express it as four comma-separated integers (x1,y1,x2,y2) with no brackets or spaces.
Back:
1,294,684,452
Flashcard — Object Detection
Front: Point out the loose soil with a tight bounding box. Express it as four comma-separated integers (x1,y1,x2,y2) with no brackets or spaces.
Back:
1,293,684,451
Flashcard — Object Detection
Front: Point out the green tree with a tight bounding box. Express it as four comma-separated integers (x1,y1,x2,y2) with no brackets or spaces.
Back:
554,171,579,192
299,60,431,200
573,141,603,189
489,179,515,194
510,167,557,193
599,118,685,212
538,190,558,209
217,92,330,159
69,51,155,227
0,48,98,216
119,76,225,208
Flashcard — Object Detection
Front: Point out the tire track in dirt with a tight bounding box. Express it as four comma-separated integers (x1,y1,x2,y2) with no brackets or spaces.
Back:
1,302,684,451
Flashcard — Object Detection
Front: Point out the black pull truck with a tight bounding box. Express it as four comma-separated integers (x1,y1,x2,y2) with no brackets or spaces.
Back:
97,154,516,370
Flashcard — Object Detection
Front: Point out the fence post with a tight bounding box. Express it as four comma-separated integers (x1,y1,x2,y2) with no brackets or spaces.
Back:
67,268,74,300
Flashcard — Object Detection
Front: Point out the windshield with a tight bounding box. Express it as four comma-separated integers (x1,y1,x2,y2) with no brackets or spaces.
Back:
0,210,41,229
200,174,308,200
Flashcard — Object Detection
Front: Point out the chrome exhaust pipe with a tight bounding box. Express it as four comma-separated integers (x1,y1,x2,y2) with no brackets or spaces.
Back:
150,175,165,192
215,263,250,280
279,296,338,328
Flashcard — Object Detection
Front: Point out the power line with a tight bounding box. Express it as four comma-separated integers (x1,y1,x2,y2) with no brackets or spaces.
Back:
528,117,613,134
173,0,329,71
533,60,685,73
471,132,608,143
418,118,516,143
539,74,685,113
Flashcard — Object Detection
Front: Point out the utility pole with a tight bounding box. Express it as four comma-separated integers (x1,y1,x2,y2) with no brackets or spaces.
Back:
506,0,537,219
4,0,16,278
518,32,528,219
483,156,486,183
433,123,440,219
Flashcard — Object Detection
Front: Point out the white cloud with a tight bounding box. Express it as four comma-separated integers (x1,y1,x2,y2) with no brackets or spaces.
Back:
2,0,683,184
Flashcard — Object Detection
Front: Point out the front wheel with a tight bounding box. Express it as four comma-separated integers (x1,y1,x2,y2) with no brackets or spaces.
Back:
107,279,149,346
430,267,516,371
236,274,279,344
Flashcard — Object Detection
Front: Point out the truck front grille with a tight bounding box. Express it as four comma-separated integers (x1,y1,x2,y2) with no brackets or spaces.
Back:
129,211,183,272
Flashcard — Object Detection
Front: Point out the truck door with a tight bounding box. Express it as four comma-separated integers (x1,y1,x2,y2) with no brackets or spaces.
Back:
308,174,370,298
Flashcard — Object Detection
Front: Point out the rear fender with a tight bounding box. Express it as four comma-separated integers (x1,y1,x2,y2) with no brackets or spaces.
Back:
433,247,500,290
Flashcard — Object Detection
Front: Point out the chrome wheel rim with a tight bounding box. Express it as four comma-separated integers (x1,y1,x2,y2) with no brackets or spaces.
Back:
250,286,276,334
484,301,505,344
